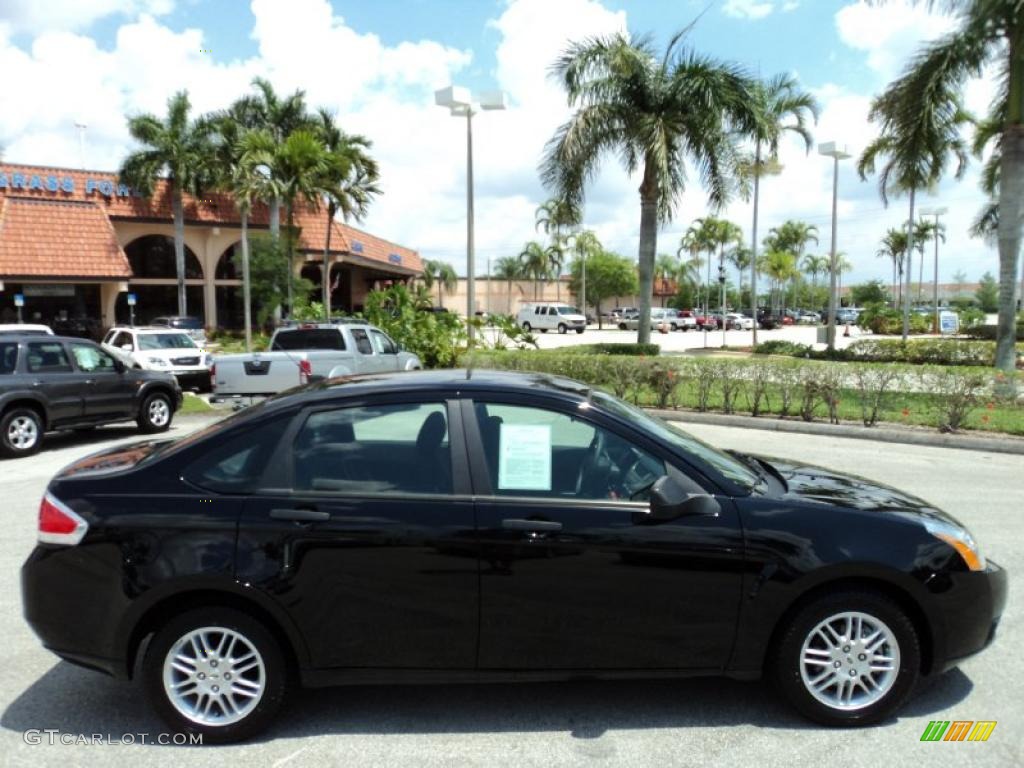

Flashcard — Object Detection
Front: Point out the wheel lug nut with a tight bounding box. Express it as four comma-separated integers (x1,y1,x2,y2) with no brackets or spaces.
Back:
849,669,857,677
198,672,206,680
212,685,219,692
858,653,866,661
842,646,850,653
833,661,841,668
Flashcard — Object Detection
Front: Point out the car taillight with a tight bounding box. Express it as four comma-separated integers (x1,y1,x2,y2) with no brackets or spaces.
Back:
210,362,216,391
38,492,88,546
299,359,312,384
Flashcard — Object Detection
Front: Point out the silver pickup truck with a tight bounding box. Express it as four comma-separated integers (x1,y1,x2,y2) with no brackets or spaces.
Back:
211,322,421,398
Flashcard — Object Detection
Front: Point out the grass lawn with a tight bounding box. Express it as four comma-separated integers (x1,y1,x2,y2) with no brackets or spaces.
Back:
179,393,214,414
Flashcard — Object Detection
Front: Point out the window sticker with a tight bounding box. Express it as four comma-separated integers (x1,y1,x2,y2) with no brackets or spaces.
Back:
498,423,551,491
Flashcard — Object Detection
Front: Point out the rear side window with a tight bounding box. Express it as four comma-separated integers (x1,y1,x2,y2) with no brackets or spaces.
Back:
271,329,345,351
350,329,373,354
0,343,17,374
27,342,72,373
183,415,291,493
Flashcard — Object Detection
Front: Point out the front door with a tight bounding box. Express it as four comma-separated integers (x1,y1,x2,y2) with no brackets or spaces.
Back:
238,398,479,669
69,342,136,418
348,328,389,373
466,399,745,671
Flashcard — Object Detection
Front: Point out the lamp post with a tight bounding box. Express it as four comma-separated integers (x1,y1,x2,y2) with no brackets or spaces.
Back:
818,142,851,351
919,206,947,334
434,86,506,345
74,122,87,169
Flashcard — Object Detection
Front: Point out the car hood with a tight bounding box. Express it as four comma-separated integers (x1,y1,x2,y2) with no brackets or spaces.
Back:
754,454,947,516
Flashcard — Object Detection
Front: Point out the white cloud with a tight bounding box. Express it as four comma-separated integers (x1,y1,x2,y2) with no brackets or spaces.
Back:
722,0,778,20
0,0,173,33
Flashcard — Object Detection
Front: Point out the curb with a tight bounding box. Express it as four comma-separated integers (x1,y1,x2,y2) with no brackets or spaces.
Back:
646,408,1024,456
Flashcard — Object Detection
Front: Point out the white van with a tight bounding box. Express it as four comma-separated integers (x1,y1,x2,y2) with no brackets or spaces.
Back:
516,303,587,334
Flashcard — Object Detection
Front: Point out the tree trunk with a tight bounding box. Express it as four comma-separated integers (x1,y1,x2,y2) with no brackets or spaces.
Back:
269,196,281,240
918,240,925,304
322,204,335,321
636,155,659,345
172,191,187,317
750,141,761,345
902,188,916,341
997,123,1024,370
241,211,252,352
286,203,295,315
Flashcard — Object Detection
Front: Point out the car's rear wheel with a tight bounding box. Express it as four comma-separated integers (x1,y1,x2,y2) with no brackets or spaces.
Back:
773,590,920,726
558,323,567,334
138,391,173,434
522,322,531,332
143,607,287,744
575,328,585,334
1,407,43,458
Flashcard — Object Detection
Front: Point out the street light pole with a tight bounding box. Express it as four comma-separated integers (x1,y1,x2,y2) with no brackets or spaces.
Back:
819,142,851,351
920,206,947,334
435,86,506,348
74,122,87,169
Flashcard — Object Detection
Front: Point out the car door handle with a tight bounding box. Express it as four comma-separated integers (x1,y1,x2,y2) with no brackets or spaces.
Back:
270,508,330,522
502,518,563,533
83,379,96,385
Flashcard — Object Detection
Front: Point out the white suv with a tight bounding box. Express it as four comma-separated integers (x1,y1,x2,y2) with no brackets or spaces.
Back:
102,326,211,391
516,303,587,334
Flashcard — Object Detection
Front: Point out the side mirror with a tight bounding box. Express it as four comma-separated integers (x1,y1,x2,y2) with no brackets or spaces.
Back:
112,358,126,373
645,475,721,523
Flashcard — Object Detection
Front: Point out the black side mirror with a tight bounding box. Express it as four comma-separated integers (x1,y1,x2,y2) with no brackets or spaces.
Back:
113,358,126,373
645,475,721,523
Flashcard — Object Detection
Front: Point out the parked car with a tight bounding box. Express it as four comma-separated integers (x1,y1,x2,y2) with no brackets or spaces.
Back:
694,312,720,331
0,334,181,457
822,308,861,325
0,323,53,337
21,369,1005,742
516,303,587,334
102,326,212,392
211,322,421,398
796,310,821,325
675,310,699,331
150,315,206,345
618,307,684,331
725,313,754,331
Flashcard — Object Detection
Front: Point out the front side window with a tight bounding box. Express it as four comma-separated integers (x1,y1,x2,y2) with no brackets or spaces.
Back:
370,330,396,354
293,402,451,495
70,343,116,373
475,403,666,502
26,342,72,373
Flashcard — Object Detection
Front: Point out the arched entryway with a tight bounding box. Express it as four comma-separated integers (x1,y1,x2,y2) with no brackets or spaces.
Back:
120,235,205,324
214,243,244,330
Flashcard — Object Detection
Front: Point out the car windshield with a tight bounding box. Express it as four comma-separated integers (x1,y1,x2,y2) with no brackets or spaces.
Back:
138,333,197,350
591,391,760,492
556,306,580,315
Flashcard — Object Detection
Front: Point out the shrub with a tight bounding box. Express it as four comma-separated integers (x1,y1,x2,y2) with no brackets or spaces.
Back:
745,362,774,417
717,361,747,415
563,343,661,356
918,366,991,432
850,364,902,426
845,339,997,366
963,321,1024,342
753,340,814,357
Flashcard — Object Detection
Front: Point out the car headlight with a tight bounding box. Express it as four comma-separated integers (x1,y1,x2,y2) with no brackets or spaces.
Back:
923,517,986,571
145,357,169,368
204,354,213,367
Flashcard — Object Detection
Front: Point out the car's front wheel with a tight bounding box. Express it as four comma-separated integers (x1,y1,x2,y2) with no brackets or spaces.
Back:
138,391,174,434
143,607,287,744
773,590,920,726
1,407,43,458
557,323,567,334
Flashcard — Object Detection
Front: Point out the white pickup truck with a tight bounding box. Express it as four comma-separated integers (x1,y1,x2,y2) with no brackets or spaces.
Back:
211,322,421,398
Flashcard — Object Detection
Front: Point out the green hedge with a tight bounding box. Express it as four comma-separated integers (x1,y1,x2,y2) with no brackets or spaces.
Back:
560,343,660,356
963,321,1024,342
754,338,1024,368
469,350,1022,434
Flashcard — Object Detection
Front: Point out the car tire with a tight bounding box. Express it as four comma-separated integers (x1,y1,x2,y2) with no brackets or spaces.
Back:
1,407,44,458
670,323,679,331
522,322,531,332
558,323,567,334
138,391,174,434
772,589,920,727
575,328,585,334
142,607,287,744
618,322,627,330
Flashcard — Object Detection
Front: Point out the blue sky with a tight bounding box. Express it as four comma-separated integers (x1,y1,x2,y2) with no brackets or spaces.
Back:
0,0,999,285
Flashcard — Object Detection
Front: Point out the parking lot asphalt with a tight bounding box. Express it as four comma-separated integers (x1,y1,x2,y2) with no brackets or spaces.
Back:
1,415,1021,767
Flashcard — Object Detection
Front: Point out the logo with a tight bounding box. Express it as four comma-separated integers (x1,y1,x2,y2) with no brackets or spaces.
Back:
920,720,997,742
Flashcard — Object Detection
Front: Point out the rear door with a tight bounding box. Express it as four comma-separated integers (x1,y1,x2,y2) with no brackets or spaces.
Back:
237,396,479,670
24,340,86,425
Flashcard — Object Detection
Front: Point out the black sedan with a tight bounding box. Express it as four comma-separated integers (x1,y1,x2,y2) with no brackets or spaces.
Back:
21,370,1005,742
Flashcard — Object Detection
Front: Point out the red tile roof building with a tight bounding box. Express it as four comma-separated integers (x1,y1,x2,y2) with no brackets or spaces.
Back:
0,162,421,330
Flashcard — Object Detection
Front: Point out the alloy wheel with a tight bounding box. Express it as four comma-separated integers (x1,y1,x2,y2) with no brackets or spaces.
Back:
7,416,38,450
148,397,170,427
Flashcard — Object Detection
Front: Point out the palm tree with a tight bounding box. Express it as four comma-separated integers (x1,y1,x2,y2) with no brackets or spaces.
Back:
276,130,329,313
835,253,853,304
567,230,602,317
494,255,524,314
679,225,713,315
727,244,752,299
313,109,380,319
877,228,908,307
421,259,459,308
856,66,969,340
867,0,1021,367
535,198,581,302
912,217,944,304
801,254,829,289
541,30,759,343
545,241,567,301
744,73,819,341
239,78,313,238
759,250,798,314
120,90,214,317
518,241,549,300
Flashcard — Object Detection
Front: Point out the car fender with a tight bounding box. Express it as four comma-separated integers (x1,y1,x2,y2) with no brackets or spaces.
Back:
135,378,180,410
327,364,354,378
0,390,51,426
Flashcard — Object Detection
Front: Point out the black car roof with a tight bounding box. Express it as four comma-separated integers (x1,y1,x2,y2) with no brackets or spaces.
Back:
0,334,94,343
